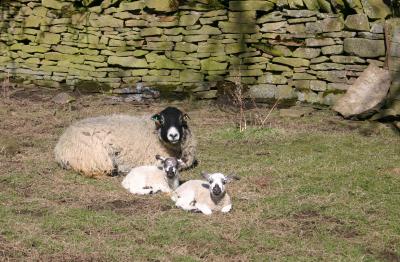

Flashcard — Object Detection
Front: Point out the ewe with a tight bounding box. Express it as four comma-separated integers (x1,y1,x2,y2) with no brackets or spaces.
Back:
121,155,183,195
54,107,197,178
171,172,239,215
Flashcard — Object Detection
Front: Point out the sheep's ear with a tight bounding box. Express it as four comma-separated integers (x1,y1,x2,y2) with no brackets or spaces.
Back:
155,154,166,162
201,171,210,180
151,113,161,121
226,174,240,183
151,114,161,128
183,113,190,120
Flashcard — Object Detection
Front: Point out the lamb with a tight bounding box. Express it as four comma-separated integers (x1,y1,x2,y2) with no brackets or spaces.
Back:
171,172,239,215
121,155,183,195
54,107,197,178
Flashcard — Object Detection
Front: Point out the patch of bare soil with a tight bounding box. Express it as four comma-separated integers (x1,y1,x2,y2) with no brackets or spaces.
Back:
291,210,359,238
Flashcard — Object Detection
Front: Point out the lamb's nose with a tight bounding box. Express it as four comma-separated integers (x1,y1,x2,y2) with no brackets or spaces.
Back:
170,133,178,139
213,185,222,195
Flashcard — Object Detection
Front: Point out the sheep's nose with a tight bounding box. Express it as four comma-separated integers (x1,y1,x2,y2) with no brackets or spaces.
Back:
169,133,178,139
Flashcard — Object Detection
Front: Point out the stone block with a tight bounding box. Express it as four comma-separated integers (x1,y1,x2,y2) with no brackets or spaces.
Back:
266,63,292,71
277,85,297,99
229,1,275,11
361,0,391,19
52,45,79,55
145,0,179,12
225,43,247,54
272,57,310,67
285,9,317,17
219,22,259,34
305,38,335,46
292,47,321,59
343,38,385,58
126,20,148,27
200,58,228,71
42,0,71,10
260,21,287,32
293,73,317,79
319,17,344,32
185,25,221,35
175,42,198,52
257,11,285,23
330,55,366,64
90,15,123,28
179,14,201,26
36,32,60,45
143,42,174,51
25,15,41,27
21,45,50,53
119,1,145,11
310,63,345,70
248,84,276,99
140,27,163,36
108,56,148,68
345,14,370,31
321,45,343,55
291,80,310,89
180,70,204,82
258,73,288,84
310,80,327,91
198,43,224,53
145,53,185,69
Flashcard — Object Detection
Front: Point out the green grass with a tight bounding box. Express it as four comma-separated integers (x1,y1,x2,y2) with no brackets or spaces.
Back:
0,97,399,261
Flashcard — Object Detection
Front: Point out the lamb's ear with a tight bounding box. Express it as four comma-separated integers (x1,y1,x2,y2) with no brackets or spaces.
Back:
201,171,210,180
155,154,166,162
177,159,184,167
226,174,240,183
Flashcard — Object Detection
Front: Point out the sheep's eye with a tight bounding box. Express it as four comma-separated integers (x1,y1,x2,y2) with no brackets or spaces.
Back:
160,116,165,125
222,179,227,185
209,179,213,184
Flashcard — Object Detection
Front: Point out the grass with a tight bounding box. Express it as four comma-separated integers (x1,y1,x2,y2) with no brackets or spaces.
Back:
0,87,399,261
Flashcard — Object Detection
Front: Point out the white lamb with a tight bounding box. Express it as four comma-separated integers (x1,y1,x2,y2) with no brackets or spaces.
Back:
121,155,183,195
171,172,239,215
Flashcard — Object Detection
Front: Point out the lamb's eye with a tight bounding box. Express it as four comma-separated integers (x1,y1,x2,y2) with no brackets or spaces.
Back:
209,179,213,184
222,180,227,184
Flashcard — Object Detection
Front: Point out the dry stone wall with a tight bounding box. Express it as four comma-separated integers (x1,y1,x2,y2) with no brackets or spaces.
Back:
0,0,393,105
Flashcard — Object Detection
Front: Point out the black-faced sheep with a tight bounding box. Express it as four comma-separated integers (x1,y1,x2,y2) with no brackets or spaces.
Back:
171,172,239,215
54,107,197,178
121,155,183,195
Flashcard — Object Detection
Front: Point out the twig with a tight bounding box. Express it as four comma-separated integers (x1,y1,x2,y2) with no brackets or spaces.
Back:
260,99,280,127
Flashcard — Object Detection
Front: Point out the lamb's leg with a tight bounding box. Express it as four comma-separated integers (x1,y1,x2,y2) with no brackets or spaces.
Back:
221,204,232,213
195,203,212,215
174,191,196,211
130,186,154,195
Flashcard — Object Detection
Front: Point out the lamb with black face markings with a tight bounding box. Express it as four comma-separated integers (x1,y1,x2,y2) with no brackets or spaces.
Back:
171,172,239,215
121,155,183,195
54,106,197,178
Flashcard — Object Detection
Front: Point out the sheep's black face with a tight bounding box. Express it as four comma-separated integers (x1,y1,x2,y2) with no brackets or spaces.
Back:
152,107,188,145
